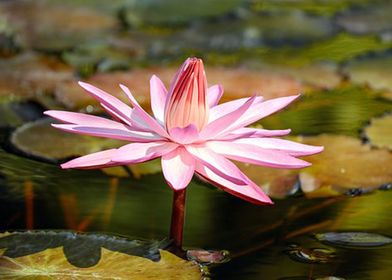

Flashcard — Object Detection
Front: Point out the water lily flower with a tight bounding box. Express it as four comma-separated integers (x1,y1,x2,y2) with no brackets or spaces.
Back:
44,57,323,247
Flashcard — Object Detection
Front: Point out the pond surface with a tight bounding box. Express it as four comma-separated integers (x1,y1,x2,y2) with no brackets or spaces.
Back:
1,0,392,279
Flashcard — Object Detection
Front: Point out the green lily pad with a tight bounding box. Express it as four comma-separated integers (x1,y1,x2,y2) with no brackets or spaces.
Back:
336,5,392,35
0,52,73,104
10,118,126,161
315,232,392,248
343,53,392,98
364,114,392,150
260,86,392,137
0,1,117,51
123,0,245,27
0,231,201,279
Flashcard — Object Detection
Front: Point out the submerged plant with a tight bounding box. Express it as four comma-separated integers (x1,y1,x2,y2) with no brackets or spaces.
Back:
45,58,322,248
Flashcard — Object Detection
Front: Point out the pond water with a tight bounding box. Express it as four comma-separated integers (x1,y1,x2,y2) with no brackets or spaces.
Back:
1,0,392,279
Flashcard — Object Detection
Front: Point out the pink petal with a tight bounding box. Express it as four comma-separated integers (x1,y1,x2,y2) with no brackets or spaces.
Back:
232,95,300,129
150,75,168,123
112,141,178,163
186,145,248,185
169,124,199,144
44,110,125,129
207,84,223,107
208,96,264,122
120,84,170,138
207,141,311,169
52,124,163,142
233,138,324,156
161,146,195,190
217,127,291,140
195,161,273,205
78,82,133,126
200,95,257,140
61,149,119,169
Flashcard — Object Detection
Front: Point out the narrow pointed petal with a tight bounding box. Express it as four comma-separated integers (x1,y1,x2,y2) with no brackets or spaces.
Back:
61,149,119,169
233,138,324,156
120,84,170,138
52,124,163,142
208,96,264,122
150,75,168,123
217,127,291,140
207,84,223,107
200,95,257,140
169,124,199,144
78,82,133,126
162,147,195,191
195,162,273,205
186,145,248,185
232,95,300,129
44,110,125,129
112,142,178,163
207,141,311,169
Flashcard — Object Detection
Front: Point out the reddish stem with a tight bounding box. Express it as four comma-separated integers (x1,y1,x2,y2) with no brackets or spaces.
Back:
169,189,187,248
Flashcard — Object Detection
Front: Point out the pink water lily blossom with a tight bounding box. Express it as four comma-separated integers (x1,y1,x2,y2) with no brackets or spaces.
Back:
44,58,323,206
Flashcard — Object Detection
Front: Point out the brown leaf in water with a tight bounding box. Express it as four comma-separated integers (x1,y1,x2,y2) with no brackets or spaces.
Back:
364,114,392,150
0,247,201,279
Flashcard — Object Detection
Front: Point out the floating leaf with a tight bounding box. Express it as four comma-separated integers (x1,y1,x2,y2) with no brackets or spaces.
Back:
285,244,336,264
123,0,245,26
298,135,392,194
10,118,125,161
336,5,392,35
344,54,392,99
315,232,392,248
364,114,392,150
0,231,201,279
260,86,392,137
0,1,117,51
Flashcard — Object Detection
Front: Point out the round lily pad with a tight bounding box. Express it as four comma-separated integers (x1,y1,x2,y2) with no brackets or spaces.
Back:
10,118,126,161
315,232,392,248
364,114,392,150
0,231,201,279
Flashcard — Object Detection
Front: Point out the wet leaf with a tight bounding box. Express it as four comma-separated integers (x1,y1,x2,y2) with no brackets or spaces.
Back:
0,1,117,51
260,86,392,137
315,232,392,248
285,244,336,264
336,5,392,35
298,135,392,194
0,52,73,104
186,249,230,265
364,114,392,150
10,118,125,161
0,231,201,279
344,54,392,99
123,0,245,26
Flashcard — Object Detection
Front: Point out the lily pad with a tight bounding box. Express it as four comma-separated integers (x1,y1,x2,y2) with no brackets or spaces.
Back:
336,5,392,35
343,53,392,98
298,135,392,194
0,231,201,279
0,0,117,51
123,0,245,27
260,86,392,137
315,232,392,248
0,52,73,104
364,115,392,150
285,244,336,264
10,118,126,161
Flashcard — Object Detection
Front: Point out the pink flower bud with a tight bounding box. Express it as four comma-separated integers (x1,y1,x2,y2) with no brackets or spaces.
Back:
165,57,209,132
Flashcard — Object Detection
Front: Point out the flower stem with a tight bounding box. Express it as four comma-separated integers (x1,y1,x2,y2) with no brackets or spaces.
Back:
170,189,187,248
